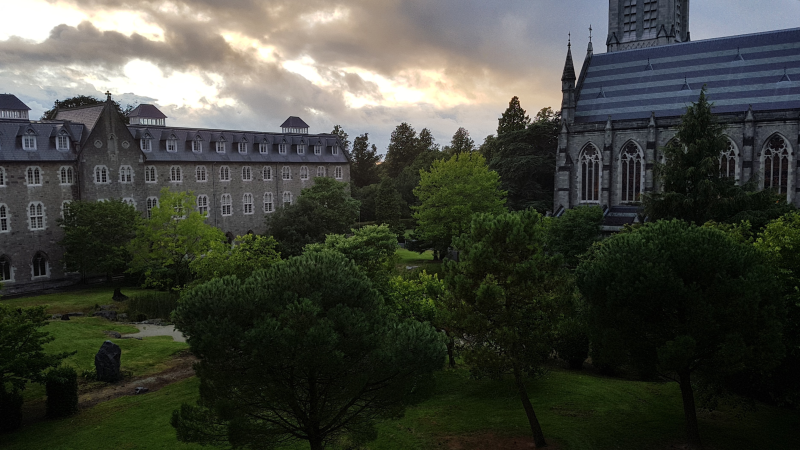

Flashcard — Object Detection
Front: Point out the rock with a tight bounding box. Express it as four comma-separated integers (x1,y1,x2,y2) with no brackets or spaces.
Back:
405,266,419,270
104,330,122,339
66,312,84,317
93,310,118,321
60,315,70,321
112,288,129,302
117,313,128,321
100,304,117,311
51,314,62,320
134,387,149,395
95,341,121,382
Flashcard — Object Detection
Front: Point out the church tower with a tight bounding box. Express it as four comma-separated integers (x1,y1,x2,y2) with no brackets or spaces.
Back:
606,0,690,52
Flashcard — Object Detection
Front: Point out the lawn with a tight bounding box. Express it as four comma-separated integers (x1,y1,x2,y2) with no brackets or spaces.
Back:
3,367,797,450
1,286,147,315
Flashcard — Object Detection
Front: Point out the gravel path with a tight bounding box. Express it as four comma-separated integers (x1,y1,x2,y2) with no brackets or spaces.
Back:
123,324,187,342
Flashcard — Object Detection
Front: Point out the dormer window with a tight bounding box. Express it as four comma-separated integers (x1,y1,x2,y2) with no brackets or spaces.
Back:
140,137,152,152
22,132,36,151
259,142,268,154
314,145,322,155
167,137,178,153
238,142,247,154
297,143,305,155
332,145,339,156
56,135,70,151
216,139,226,154
279,143,288,155
192,137,202,153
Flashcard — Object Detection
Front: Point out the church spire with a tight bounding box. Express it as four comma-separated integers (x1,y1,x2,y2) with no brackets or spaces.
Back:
561,37,576,82
561,37,577,124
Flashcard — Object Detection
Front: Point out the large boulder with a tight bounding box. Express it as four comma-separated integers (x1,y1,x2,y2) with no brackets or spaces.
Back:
93,310,117,321
95,341,122,382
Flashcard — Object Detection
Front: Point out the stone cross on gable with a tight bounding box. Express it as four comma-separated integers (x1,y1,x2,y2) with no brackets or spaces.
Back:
105,91,112,101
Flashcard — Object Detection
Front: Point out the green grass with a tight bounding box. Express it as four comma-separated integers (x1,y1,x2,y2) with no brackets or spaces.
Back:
396,248,435,265
1,286,146,315
4,367,797,450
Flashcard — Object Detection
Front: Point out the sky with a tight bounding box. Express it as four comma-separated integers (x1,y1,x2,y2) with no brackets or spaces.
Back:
1,0,799,154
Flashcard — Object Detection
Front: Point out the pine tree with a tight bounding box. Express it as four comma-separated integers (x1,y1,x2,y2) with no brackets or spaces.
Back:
384,123,419,178
330,125,351,152
444,127,475,156
350,134,382,188
497,96,531,135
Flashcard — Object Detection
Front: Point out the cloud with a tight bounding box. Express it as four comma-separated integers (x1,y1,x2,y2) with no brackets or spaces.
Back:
2,0,800,151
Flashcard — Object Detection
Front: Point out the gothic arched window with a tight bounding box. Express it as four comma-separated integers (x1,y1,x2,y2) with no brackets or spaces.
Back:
621,142,644,203
32,252,48,278
763,135,790,195
719,140,738,179
622,0,638,40
0,255,10,281
579,144,601,203
264,192,274,213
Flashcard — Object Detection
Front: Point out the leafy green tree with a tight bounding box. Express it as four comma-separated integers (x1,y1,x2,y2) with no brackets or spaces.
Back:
497,96,531,135
267,178,360,256
190,234,281,285
352,183,379,222
172,252,445,450
330,124,351,152
488,107,559,212
58,199,140,282
645,89,792,226
383,122,420,178
41,94,132,124
304,224,398,293
546,205,604,268
128,189,226,291
374,178,404,235
1,304,73,432
350,133,382,188
413,152,506,257
394,147,443,215
444,127,475,157
577,220,785,447
444,209,570,448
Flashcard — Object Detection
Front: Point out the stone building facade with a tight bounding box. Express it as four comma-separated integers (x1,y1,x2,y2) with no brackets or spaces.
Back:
0,95,350,294
555,1,800,228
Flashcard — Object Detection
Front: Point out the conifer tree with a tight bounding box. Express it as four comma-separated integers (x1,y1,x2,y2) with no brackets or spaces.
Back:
444,127,475,156
497,96,531,135
331,125,351,152
384,123,419,178
350,133,382,188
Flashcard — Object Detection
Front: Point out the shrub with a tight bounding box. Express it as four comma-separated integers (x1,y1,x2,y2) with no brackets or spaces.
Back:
45,366,79,419
126,291,177,321
0,385,23,433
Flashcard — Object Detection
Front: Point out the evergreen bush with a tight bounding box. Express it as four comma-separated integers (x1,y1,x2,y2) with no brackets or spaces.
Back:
126,291,177,321
45,366,79,419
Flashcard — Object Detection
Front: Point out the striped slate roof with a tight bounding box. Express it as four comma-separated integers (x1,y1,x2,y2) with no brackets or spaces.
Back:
574,27,800,123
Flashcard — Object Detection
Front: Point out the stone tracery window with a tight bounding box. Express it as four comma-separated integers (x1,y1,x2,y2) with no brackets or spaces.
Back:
0,204,9,232
579,144,602,203
719,140,738,179
0,255,10,281
32,252,48,278
643,0,658,33
620,142,644,203
763,135,790,195
264,192,274,213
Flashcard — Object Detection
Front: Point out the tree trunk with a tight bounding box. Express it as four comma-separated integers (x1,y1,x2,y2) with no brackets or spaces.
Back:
447,337,456,368
309,437,324,450
678,370,702,448
513,367,546,448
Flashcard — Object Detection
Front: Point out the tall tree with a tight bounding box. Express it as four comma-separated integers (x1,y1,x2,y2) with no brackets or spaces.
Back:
374,178,404,235
127,189,226,291
41,95,131,124
58,199,140,282
330,124,351,152
444,127,475,157
497,96,531,135
487,108,559,212
172,252,444,450
267,177,360,256
350,133,382,188
413,152,506,257
445,209,571,448
383,123,419,178
189,234,281,285
577,220,785,448
644,89,792,227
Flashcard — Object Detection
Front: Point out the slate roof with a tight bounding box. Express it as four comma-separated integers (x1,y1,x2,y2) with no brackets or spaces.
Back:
574,27,800,123
54,104,105,129
127,104,167,119
128,126,350,164
0,94,31,110
0,122,84,162
280,116,310,128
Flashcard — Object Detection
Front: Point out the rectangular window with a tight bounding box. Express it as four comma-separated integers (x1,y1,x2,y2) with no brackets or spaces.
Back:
242,166,252,181
192,140,202,153
282,166,291,180
314,145,322,155
56,135,70,150
243,193,254,215
22,135,36,150
264,193,274,213
28,202,45,230
146,197,158,219
27,167,42,186
334,166,343,179
145,166,157,183
279,144,288,155
167,139,178,152
197,195,209,216
220,166,230,181
221,194,232,216
216,141,225,153
259,143,268,154
171,166,182,182
141,138,152,152
297,144,305,155
332,145,339,155
0,204,9,232
239,142,247,154
196,166,207,182
59,167,74,185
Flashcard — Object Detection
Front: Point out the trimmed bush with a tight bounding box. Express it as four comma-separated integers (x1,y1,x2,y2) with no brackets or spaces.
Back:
126,291,177,321
0,385,24,433
45,366,79,419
